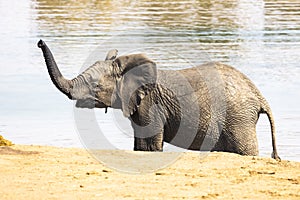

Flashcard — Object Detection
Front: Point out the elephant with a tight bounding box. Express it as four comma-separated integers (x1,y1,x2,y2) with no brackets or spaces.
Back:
37,40,280,160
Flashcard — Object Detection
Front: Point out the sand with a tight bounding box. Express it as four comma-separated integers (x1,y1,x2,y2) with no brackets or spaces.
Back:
0,145,299,200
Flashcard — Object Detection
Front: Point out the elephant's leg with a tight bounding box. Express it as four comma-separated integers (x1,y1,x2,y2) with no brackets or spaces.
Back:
130,106,165,151
216,126,259,156
230,126,258,156
131,118,164,151
134,133,163,151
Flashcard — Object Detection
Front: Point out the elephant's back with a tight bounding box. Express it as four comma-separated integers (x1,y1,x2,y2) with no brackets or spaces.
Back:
191,62,266,125
159,62,264,104
177,61,265,121
212,62,264,107
180,62,264,101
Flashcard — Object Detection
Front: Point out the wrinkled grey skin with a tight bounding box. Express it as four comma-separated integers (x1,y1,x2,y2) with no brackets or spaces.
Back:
38,40,280,160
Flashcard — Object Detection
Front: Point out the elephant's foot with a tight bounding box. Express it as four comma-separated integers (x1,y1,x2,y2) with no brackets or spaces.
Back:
134,136,163,151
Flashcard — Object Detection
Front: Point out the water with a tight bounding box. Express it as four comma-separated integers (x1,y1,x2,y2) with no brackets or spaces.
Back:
0,0,299,161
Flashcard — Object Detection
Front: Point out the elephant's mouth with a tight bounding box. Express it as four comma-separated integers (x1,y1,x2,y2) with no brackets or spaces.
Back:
75,99,107,109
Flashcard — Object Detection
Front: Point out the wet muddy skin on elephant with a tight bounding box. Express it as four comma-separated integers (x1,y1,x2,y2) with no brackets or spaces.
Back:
38,40,280,160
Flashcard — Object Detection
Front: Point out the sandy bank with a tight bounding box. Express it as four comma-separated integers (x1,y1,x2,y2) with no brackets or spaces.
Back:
0,145,299,199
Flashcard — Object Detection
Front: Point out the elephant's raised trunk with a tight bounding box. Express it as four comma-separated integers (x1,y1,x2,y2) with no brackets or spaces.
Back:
38,40,73,99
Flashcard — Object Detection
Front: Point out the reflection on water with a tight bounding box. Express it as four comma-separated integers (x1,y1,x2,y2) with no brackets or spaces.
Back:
0,0,299,161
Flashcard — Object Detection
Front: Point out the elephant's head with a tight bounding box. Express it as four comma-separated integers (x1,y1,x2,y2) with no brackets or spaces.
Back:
38,40,157,117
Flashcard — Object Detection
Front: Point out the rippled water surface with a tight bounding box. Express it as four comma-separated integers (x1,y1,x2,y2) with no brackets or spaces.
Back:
0,0,299,161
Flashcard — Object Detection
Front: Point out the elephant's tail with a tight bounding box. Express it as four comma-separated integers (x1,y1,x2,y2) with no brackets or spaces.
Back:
260,99,281,160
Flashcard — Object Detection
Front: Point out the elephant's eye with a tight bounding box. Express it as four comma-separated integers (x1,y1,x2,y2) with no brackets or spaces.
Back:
91,82,98,87
91,82,102,90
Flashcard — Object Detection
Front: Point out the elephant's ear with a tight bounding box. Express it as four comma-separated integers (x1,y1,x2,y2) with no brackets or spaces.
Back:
105,49,118,61
116,56,157,117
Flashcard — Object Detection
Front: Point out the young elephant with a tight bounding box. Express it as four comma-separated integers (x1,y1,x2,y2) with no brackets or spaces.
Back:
38,40,280,160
